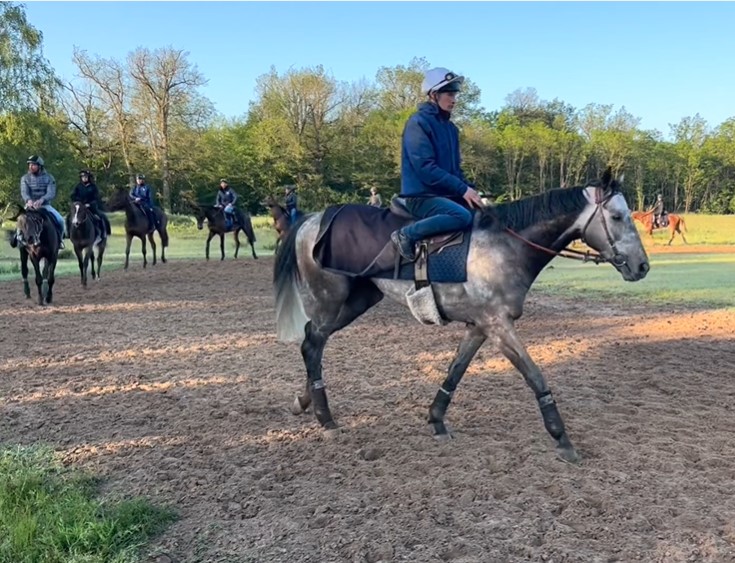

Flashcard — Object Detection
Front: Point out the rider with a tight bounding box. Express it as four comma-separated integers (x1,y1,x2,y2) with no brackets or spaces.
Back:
13,155,66,250
214,178,239,229
367,187,383,207
129,173,161,231
284,184,298,223
390,68,484,261
650,194,665,228
69,170,111,240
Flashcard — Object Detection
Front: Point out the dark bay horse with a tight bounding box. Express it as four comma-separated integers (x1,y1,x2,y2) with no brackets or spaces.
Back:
273,168,650,463
67,201,106,286
193,205,257,260
107,189,169,270
7,207,59,305
631,210,688,245
262,196,291,254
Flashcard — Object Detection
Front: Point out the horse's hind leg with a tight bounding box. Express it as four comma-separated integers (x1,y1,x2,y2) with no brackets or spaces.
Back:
428,325,487,441
219,233,225,261
234,231,241,259
293,280,384,432
495,317,579,463
89,247,96,280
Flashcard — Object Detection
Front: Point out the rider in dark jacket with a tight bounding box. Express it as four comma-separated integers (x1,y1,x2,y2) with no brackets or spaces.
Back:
214,179,240,229
129,173,161,231
390,68,484,261
285,185,298,223
69,170,111,239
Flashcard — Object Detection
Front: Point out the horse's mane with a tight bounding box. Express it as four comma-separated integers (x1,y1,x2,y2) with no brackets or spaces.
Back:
478,178,621,231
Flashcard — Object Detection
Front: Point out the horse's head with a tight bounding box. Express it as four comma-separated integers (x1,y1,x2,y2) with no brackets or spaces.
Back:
106,189,129,212
16,208,46,248
70,201,91,227
578,168,649,281
193,205,207,230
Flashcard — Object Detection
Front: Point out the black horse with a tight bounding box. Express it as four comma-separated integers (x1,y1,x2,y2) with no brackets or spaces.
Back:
192,204,258,260
7,206,59,305
107,189,169,270
67,201,107,287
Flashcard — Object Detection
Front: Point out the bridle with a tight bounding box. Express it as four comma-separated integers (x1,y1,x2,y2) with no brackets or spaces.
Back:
505,186,628,267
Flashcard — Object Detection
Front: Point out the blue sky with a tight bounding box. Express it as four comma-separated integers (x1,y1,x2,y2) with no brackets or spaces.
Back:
24,1,735,139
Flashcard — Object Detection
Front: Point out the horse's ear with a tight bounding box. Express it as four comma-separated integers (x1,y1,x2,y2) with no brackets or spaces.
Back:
601,166,613,189
618,172,625,185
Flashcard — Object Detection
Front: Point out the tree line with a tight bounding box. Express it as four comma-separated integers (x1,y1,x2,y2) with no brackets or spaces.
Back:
2,2,734,217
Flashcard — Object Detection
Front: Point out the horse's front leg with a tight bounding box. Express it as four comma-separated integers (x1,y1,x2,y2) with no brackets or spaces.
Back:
428,324,486,440
74,245,85,286
20,248,31,298
141,235,148,268
32,258,44,305
124,234,133,270
494,317,579,463
219,233,225,260
148,232,157,266
205,231,215,261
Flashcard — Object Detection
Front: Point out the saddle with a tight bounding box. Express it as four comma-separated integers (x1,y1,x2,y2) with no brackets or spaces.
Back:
312,197,472,289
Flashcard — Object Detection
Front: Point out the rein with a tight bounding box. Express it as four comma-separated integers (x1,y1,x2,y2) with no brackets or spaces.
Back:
503,187,627,267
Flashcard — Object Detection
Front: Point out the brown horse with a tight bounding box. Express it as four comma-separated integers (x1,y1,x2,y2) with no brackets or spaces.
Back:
192,204,257,260
262,196,291,254
631,210,687,245
107,189,169,269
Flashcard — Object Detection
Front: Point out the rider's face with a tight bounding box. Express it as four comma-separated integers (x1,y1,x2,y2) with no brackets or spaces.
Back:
28,163,40,174
435,91,458,113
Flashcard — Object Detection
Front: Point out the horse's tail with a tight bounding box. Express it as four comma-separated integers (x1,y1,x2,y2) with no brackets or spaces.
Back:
160,225,169,248
273,215,310,343
242,214,257,244
679,216,687,232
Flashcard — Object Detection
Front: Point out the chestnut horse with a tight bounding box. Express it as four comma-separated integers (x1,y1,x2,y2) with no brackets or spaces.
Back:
631,210,687,245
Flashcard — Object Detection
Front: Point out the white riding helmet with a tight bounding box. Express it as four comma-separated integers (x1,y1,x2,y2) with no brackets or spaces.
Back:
421,67,464,96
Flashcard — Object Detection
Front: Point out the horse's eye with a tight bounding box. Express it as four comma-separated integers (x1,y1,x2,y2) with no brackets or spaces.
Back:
611,214,623,222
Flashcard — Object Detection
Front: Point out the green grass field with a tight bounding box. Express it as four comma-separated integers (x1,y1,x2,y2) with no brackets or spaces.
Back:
534,252,735,309
638,213,735,245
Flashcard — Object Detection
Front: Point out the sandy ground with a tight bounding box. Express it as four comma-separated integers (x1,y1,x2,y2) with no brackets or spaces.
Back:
1,256,734,563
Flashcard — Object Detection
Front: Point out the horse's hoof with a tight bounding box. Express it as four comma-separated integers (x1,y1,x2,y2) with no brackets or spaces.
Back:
556,446,581,464
290,395,308,415
431,421,453,441
323,426,342,441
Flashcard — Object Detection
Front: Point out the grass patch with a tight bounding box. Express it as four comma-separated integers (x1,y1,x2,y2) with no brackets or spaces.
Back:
0,445,177,563
535,252,735,309
637,213,735,245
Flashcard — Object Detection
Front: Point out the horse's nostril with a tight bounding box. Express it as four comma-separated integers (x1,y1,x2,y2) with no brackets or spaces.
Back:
640,262,650,275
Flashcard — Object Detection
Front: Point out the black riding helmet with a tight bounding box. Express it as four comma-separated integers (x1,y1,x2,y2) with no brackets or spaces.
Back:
79,169,94,182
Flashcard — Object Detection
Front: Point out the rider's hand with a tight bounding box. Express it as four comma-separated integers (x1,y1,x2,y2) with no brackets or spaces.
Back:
463,187,484,209
135,198,141,203
25,200,33,209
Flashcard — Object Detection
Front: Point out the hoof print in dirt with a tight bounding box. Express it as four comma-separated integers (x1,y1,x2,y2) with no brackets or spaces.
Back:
358,447,382,461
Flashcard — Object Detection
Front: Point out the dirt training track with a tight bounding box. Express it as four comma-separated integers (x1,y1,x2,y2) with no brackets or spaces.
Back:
1,258,734,563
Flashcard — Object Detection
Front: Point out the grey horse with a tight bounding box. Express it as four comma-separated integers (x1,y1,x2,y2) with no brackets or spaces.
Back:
273,168,649,463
